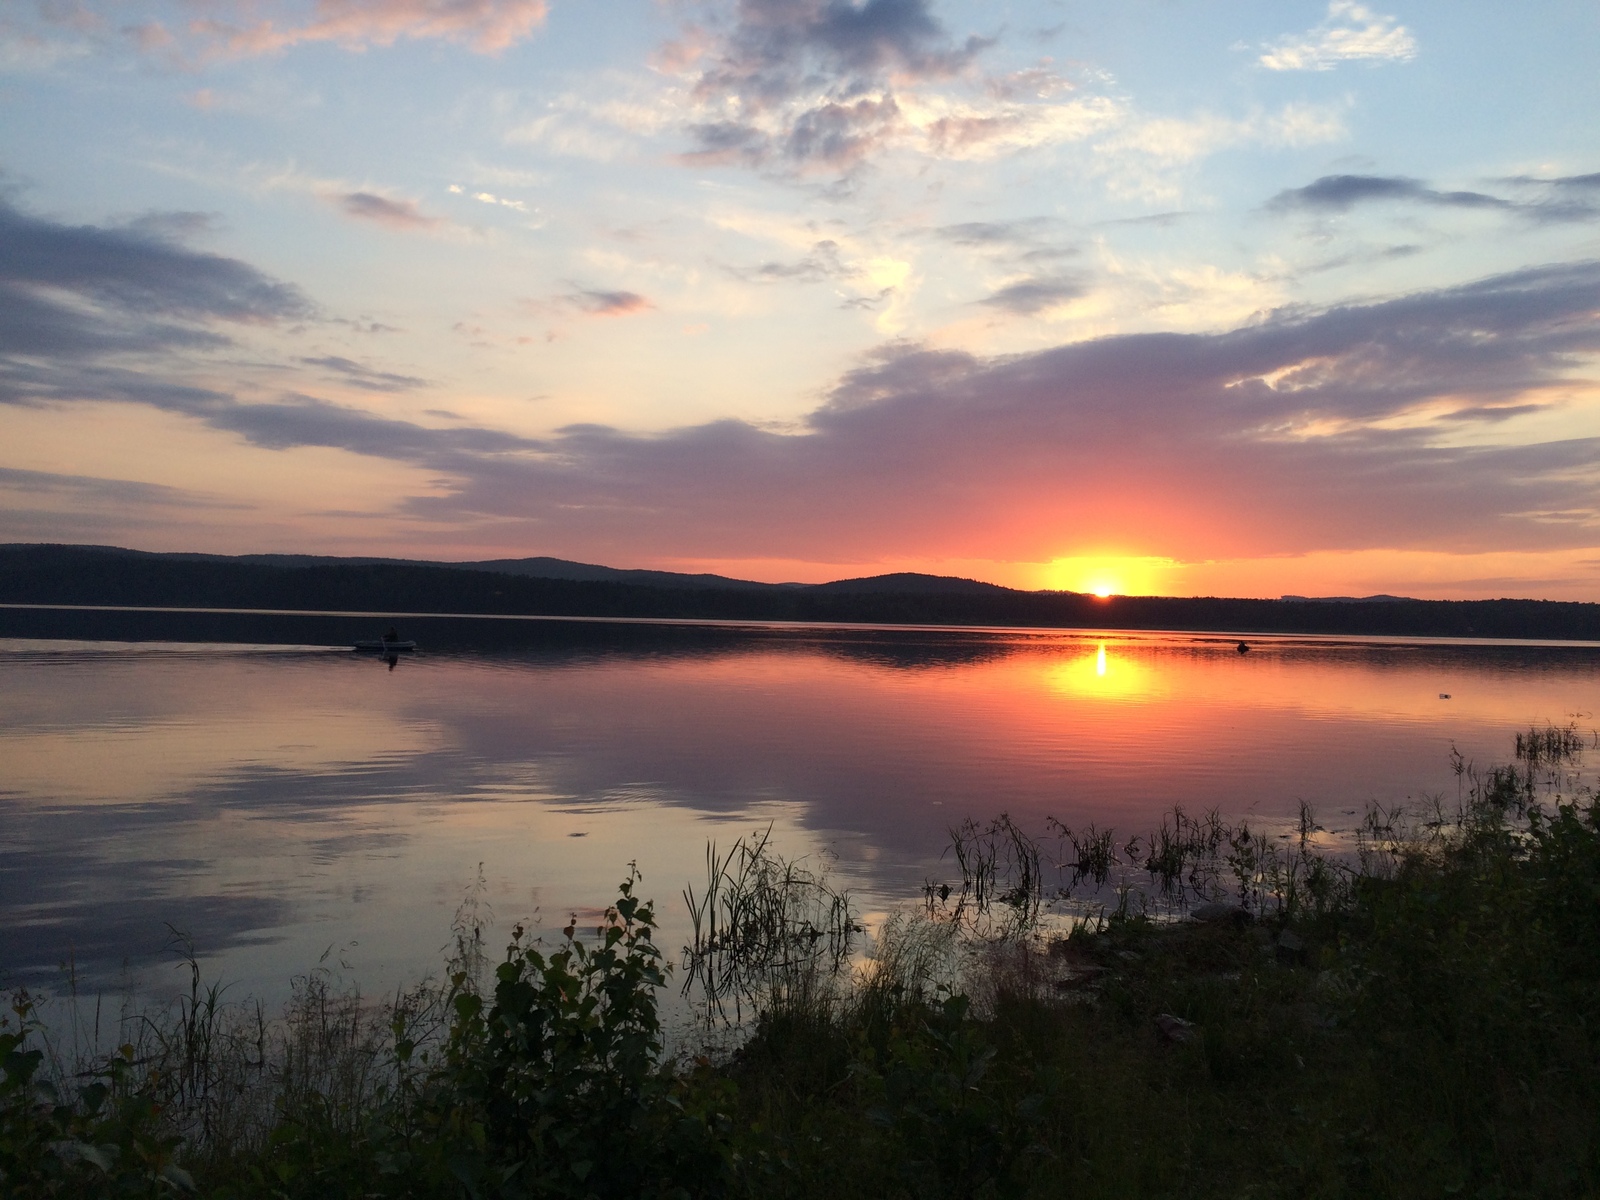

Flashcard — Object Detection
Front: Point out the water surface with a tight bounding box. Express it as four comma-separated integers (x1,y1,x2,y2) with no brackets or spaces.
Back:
3,622,1595,1001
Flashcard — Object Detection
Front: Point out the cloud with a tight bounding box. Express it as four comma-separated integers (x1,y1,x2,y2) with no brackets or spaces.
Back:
3,0,549,70
121,211,221,241
335,191,441,229
782,95,903,167
7,187,1599,570
0,199,310,323
197,394,545,460
931,219,1080,268
1269,174,1511,214
1077,103,1347,204
1103,105,1347,168
1543,172,1600,192
300,355,428,391
935,221,1044,247
0,196,311,362
1499,171,1600,224
1270,172,1600,224
0,199,452,472
563,289,654,317
910,89,1120,160
0,466,238,509
185,0,548,57
978,276,1083,315
309,261,1600,565
737,239,856,283
1259,2,1416,71
694,0,986,107
677,0,992,171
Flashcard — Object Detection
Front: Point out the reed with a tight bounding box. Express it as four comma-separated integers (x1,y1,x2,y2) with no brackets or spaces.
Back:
680,824,859,1024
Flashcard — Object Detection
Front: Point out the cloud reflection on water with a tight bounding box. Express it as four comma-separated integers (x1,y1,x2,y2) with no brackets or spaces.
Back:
2,627,1595,1000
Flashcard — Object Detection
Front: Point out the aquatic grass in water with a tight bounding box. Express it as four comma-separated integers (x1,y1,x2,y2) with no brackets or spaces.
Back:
927,814,1043,937
681,825,858,1025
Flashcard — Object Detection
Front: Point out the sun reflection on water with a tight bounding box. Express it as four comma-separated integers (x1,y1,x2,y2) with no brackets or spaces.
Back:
1046,641,1160,700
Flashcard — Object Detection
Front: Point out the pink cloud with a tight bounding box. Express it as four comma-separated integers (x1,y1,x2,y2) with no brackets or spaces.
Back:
189,0,548,58
566,289,653,317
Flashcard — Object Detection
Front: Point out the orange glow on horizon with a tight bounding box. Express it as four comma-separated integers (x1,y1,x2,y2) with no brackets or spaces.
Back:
497,547,1600,604
1042,555,1178,597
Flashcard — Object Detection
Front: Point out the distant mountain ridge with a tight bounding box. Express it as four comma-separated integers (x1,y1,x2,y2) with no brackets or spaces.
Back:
2,544,1002,596
2,543,1596,642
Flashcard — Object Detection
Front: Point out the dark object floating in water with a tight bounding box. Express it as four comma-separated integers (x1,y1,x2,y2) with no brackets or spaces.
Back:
1440,693,1451,699
1236,641,1250,653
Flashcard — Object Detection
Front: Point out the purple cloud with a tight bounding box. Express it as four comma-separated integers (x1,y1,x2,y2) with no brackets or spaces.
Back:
384,261,1600,565
336,192,441,230
1268,174,1511,213
681,0,991,171
565,289,654,317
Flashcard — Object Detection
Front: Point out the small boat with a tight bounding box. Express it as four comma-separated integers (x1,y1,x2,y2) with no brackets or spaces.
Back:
353,639,416,652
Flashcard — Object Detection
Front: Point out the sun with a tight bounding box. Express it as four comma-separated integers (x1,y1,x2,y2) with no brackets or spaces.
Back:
1041,555,1176,597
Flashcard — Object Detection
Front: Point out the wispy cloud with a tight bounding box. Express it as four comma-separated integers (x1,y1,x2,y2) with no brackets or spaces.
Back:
0,196,311,363
1102,104,1348,167
564,289,654,317
1500,172,1600,223
335,191,441,230
1269,174,1510,213
1086,103,1347,203
977,275,1083,315
0,466,242,510
1270,171,1600,224
4,0,550,71
300,355,428,391
1259,2,1417,71
181,0,548,58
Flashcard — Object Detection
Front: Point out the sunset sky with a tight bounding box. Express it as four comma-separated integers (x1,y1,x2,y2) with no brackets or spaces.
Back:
2,0,1598,598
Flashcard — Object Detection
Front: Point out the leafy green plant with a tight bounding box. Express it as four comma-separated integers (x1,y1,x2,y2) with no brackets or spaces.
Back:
1,993,194,1198
442,867,732,1199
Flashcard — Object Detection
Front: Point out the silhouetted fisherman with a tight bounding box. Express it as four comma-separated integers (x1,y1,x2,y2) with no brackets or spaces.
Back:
384,626,399,643
1237,641,1250,654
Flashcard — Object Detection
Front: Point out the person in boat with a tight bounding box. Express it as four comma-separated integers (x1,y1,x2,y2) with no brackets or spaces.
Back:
1236,641,1250,654
383,626,400,644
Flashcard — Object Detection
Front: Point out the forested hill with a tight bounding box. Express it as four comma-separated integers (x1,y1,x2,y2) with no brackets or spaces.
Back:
3,543,1599,641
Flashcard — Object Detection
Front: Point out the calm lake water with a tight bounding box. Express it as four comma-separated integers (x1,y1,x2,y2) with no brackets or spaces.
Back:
2,619,1596,1004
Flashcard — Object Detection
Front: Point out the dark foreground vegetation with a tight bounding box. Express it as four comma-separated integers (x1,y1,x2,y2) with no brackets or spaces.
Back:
5,730,1599,1198
6,542,1600,640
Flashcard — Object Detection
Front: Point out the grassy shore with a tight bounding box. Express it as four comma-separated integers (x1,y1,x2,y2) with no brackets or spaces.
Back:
5,731,1598,1198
